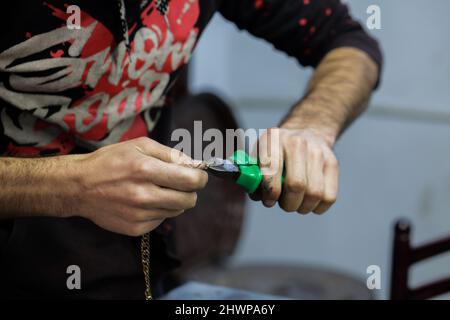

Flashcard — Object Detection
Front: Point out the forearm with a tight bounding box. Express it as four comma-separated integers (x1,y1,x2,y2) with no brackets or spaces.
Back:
0,137,208,236
0,155,82,219
282,47,379,145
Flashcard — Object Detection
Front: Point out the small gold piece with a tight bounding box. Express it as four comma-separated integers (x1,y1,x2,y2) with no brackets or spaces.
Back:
141,233,153,300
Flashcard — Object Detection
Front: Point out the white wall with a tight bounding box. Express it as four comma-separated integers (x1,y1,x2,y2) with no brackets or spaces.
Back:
190,0,450,299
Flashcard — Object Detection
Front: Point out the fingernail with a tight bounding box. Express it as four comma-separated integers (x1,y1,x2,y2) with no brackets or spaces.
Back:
191,159,204,167
183,159,205,169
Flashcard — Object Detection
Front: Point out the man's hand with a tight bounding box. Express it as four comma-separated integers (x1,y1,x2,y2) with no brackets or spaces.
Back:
0,137,208,236
253,127,339,214
71,138,208,236
252,48,378,214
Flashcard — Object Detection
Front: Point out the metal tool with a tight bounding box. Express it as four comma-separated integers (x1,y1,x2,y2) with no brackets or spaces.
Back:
206,150,284,194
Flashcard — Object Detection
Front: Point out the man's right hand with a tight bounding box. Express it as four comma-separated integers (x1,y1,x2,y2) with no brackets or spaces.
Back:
0,137,208,237
71,137,208,236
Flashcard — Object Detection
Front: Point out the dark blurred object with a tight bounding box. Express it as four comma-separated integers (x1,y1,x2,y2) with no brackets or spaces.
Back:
167,92,246,270
164,67,373,300
161,67,246,271
391,219,450,300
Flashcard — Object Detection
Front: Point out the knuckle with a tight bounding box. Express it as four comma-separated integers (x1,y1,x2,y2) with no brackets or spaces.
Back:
129,187,150,206
306,188,324,201
310,147,323,160
265,190,281,202
289,135,306,147
131,159,150,174
297,207,312,215
285,180,306,193
323,196,337,206
259,157,275,170
263,185,281,201
109,156,124,169
280,202,297,213
313,207,328,215
326,154,339,168
285,135,299,147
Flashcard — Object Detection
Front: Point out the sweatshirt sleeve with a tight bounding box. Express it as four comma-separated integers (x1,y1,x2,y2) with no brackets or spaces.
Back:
218,0,383,73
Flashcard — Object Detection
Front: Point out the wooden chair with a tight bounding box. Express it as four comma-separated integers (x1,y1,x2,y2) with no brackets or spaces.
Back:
390,219,450,299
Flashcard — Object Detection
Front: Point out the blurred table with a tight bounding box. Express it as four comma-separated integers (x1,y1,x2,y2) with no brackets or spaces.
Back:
162,282,288,300
180,264,373,300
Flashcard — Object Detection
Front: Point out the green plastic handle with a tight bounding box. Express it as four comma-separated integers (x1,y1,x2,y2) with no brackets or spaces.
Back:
229,150,285,194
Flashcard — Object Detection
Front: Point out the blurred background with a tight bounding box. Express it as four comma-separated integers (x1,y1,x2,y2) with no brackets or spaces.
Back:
187,0,450,299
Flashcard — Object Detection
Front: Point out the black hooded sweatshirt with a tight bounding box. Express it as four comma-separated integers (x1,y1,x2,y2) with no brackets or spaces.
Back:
0,0,382,299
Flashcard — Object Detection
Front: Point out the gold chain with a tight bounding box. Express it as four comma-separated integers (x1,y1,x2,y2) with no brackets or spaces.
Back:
140,233,153,300
140,0,168,302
